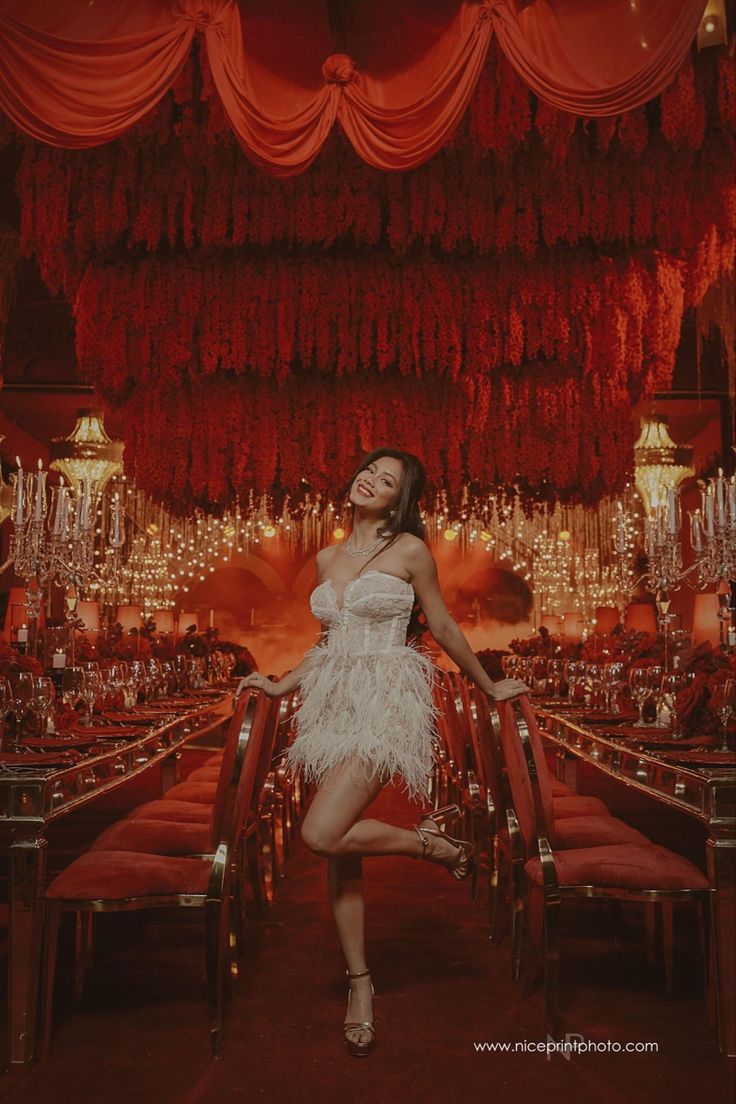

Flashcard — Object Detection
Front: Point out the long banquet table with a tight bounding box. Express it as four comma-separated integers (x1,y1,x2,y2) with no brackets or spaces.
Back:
537,706,736,1060
0,689,235,1068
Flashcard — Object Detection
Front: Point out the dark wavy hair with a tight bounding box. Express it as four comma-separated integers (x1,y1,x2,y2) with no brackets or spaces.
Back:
341,447,428,639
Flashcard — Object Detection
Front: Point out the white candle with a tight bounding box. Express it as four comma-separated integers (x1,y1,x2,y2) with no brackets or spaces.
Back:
690,510,704,552
110,494,122,546
79,479,90,529
705,490,715,537
614,502,626,553
645,516,656,558
656,504,666,546
667,487,678,535
52,650,66,669
729,477,736,528
716,469,726,524
72,490,83,539
52,481,67,536
14,457,24,524
16,625,28,644
33,460,46,522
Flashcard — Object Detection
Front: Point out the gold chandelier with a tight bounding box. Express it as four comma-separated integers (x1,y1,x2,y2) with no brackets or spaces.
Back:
50,409,124,494
633,416,694,514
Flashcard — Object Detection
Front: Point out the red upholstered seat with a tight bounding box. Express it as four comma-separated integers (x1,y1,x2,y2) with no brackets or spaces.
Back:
187,767,221,782
550,814,649,848
549,778,572,796
552,795,609,818
498,814,648,853
525,843,709,891
162,781,217,803
89,818,211,855
46,850,211,900
127,799,211,822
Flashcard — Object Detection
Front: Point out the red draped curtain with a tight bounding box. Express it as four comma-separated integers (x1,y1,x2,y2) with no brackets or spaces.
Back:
0,0,708,175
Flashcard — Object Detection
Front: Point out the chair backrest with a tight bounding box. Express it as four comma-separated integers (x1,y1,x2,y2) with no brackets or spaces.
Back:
222,690,273,853
434,673,467,772
515,695,556,829
249,693,284,816
208,691,257,848
467,682,507,812
492,696,551,857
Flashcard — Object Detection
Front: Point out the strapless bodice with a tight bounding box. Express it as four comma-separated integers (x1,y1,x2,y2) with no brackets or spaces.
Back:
310,569,415,654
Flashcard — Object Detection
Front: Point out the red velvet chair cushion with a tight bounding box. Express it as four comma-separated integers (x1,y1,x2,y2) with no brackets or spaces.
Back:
163,781,217,803
553,795,609,818
549,778,572,796
89,818,212,855
499,815,648,853
187,767,221,782
205,753,223,765
46,850,211,900
550,815,649,848
525,843,709,891
126,799,212,822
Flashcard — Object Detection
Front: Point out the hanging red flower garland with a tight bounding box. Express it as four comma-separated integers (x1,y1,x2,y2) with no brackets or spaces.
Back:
119,368,638,515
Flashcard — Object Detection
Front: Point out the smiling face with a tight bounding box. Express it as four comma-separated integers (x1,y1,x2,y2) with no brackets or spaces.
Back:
348,455,404,517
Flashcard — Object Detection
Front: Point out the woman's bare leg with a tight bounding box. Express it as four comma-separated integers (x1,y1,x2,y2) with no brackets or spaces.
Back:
301,757,462,1047
303,758,385,1048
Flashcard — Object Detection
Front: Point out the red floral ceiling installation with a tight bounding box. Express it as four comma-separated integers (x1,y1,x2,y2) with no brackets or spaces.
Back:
2,31,735,513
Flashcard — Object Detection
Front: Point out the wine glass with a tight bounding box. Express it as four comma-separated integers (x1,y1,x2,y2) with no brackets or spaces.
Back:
602,661,625,713
61,666,84,710
0,677,12,748
660,672,687,739
31,676,56,737
583,663,603,711
160,659,176,697
646,665,664,726
563,660,584,704
546,658,564,697
10,671,34,719
81,668,101,725
711,679,736,753
629,666,651,727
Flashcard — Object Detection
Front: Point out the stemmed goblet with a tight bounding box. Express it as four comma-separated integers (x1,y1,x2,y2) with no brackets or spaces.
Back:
711,679,736,754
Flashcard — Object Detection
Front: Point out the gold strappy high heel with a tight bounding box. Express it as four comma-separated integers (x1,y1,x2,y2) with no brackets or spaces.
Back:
344,968,376,1057
412,803,474,880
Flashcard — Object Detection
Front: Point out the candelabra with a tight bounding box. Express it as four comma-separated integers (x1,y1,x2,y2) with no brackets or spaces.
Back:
0,456,126,600
613,466,736,663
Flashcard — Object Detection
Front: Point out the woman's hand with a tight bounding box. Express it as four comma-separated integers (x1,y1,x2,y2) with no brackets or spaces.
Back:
486,678,531,702
236,672,283,699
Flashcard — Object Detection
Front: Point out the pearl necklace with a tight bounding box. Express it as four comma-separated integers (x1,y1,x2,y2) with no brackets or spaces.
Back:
346,532,386,557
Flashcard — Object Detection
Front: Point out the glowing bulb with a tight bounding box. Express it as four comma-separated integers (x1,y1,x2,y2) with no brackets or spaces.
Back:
263,525,276,538
558,530,571,542
333,527,346,540
443,528,458,542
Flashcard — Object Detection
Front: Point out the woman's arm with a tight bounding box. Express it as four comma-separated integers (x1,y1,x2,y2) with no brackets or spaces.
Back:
236,638,322,698
405,537,528,701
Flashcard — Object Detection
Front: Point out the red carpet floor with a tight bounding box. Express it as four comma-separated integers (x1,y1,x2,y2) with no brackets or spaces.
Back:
1,777,734,1104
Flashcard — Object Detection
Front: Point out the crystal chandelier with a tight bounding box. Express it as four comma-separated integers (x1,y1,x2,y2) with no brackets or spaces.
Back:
633,416,694,513
50,409,124,493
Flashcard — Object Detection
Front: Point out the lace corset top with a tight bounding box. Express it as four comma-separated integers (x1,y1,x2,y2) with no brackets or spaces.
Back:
310,570,415,654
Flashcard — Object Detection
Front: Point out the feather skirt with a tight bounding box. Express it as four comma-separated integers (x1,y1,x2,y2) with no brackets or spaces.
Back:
283,638,442,804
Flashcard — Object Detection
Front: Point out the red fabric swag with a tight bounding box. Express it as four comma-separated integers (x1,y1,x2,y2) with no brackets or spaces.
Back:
0,0,708,176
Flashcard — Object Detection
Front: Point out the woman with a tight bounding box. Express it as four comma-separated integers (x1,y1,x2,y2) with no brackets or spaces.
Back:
237,448,528,1057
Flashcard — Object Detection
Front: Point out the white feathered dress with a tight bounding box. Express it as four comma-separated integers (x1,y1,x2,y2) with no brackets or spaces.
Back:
283,570,442,804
